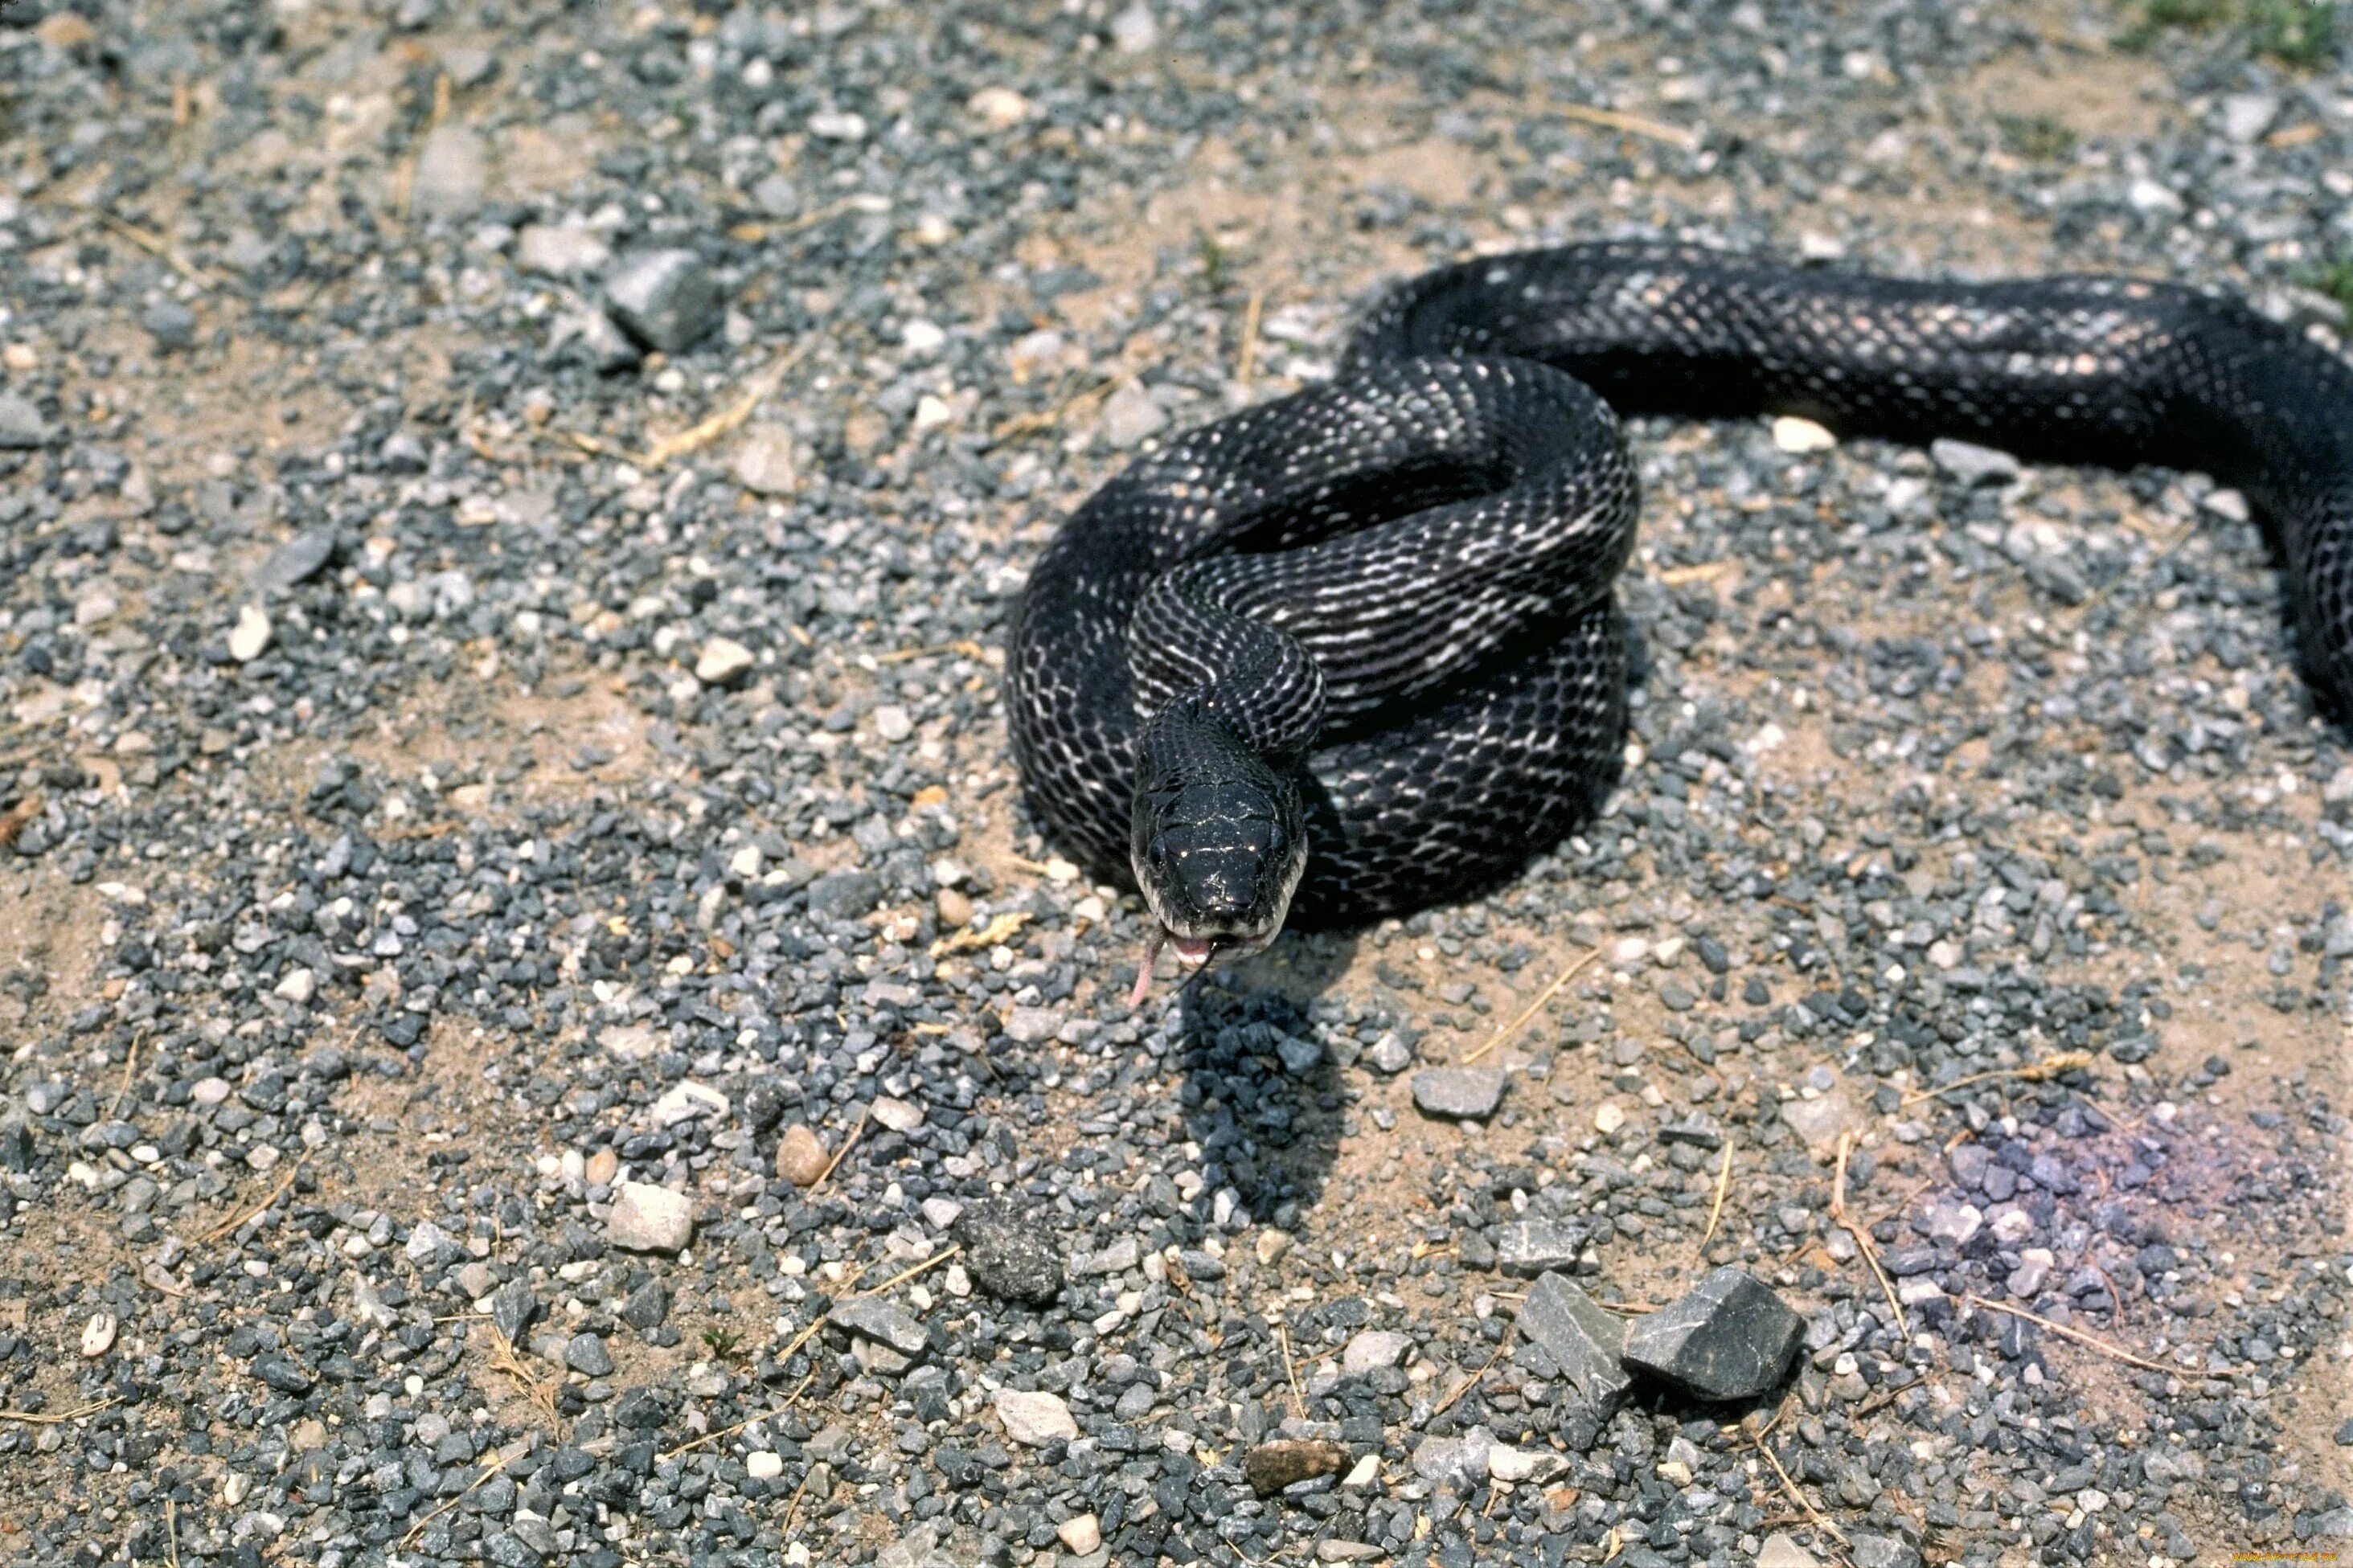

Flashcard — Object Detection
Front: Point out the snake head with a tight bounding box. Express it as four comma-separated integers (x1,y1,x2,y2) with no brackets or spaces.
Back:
1127,706,1307,1002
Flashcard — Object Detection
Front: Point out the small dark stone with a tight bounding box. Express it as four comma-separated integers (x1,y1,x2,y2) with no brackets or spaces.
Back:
953,1197,1065,1306
621,1279,669,1330
252,1357,314,1394
1621,1267,1804,1401
1658,1113,1724,1149
805,870,882,919
1240,1439,1349,1496
489,1280,539,1342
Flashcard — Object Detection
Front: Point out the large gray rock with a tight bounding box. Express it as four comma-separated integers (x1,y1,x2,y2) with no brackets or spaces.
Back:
605,1181,694,1253
412,124,487,220
0,392,53,449
1514,1272,1630,1449
1621,1266,1804,1401
1410,1066,1506,1121
604,248,723,353
953,1197,1065,1305
247,530,337,597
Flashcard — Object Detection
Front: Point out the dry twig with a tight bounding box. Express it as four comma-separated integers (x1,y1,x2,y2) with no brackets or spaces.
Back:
99,215,229,291
1959,1295,2174,1374
1276,1314,1306,1419
1831,1132,1908,1339
1898,1051,2095,1107
930,910,1031,958
1462,948,1600,1064
1431,1324,1515,1419
1748,1412,1847,1545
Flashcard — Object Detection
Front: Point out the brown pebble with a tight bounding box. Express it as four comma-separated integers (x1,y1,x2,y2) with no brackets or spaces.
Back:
584,1147,619,1186
936,887,974,929
777,1124,829,1187
1240,1439,1350,1496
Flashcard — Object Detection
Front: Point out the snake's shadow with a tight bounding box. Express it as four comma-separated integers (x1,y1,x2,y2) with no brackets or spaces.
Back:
1170,927,1359,1228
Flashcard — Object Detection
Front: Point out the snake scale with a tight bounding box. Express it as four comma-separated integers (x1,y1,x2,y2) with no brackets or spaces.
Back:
1006,242,2353,992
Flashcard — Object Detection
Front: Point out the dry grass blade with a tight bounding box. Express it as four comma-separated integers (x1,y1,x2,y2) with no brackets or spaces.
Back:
194,1164,305,1247
853,1245,959,1300
930,910,1031,958
1700,1142,1735,1247
1463,948,1599,1064
1898,1050,2096,1107
1550,100,1700,150
1960,1294,2175,1374
986,373,1121,448
810,1105,869,1193
1831,1131,1908,1339
482,1324,563,1429
0,1395,121,1426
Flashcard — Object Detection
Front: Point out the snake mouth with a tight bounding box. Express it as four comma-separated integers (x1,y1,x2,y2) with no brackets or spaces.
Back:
1129,925,1270,1007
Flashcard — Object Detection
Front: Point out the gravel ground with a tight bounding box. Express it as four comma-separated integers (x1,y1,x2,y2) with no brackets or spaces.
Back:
3,2,2352,1566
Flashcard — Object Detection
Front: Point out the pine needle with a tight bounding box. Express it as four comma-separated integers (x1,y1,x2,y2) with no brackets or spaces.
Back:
1462,948,1599,1064
1899,1050,2095,1107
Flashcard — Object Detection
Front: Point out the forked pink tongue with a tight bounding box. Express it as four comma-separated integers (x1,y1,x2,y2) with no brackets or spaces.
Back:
1129,928,1166,1009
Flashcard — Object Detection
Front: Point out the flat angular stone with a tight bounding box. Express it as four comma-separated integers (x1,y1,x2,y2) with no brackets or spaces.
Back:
828,1296,928,1357
1495,1219,1587,1278
1621,1266,1804,1401
1930,436,2020,486
604,248,722,353
1411,1066,1506,1121
1515,1272,1630,1449
994,1388,1076,1446
1244,1439,1348,1495
606,1181,694,1253
1341,1329,1412,1374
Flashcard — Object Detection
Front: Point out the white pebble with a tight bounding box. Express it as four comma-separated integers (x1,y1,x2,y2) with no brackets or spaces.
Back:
1770,416,1836,453
229,603,273,662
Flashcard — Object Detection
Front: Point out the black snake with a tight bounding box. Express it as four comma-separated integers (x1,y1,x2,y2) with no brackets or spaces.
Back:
1006,244,2353,995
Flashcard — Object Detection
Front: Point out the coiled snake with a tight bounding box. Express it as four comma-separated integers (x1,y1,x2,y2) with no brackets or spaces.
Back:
1006,243,2353,996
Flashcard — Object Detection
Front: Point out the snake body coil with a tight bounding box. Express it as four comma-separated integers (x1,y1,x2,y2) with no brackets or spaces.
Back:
1008,243,2353,977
